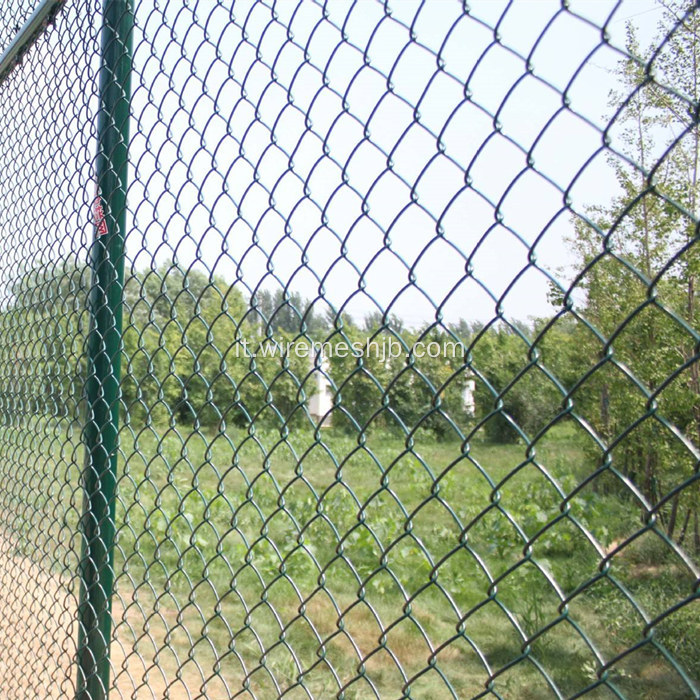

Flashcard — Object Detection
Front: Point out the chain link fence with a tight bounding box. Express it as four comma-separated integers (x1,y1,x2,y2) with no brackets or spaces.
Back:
0,0,698,698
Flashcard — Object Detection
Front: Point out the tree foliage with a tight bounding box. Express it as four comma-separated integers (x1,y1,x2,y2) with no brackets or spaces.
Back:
565,1,700,548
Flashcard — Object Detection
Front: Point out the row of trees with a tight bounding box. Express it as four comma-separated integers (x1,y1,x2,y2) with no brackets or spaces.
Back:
119,270,480,437
2,255,567,439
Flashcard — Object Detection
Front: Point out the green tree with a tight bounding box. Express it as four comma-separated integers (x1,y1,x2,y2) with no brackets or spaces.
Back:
122,264,322,431
567,2,700,548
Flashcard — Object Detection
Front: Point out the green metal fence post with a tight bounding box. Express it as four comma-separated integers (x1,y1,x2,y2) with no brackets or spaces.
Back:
75,0,133,698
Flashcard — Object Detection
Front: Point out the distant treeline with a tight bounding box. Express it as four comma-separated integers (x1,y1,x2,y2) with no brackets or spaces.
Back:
1,259,578,444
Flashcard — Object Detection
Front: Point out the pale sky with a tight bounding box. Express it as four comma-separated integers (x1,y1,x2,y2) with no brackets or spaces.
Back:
0,0,671,327
125,0,670,328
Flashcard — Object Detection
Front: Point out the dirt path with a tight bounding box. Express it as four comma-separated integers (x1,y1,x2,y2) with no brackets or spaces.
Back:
0,537,76,699
0,537,210,699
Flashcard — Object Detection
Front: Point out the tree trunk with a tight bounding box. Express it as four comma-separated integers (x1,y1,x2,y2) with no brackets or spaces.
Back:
678,506,692,546
667,491,679,539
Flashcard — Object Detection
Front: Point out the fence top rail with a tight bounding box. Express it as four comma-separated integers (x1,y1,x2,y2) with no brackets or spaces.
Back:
0,0,65,86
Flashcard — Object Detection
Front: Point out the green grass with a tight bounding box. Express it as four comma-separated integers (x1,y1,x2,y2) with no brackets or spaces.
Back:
105,423,698,699
1,419,697,698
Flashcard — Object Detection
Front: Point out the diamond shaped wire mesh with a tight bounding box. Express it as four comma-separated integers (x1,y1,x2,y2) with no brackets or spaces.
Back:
0,1,46,54
0,0,698,698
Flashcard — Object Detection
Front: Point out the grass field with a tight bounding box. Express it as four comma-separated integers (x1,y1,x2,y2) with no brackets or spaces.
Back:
106,423,698,699
0,420,698,698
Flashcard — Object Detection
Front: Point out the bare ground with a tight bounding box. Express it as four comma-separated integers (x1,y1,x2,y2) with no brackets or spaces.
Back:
0,538,208,699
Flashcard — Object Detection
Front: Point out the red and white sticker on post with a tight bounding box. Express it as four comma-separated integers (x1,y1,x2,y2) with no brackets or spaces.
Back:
93,187,108,236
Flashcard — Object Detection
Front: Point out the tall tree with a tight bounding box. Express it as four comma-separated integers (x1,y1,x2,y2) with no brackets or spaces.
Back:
568,1,700,548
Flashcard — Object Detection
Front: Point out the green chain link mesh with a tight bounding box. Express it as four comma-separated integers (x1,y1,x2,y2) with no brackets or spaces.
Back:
0,0,698,698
